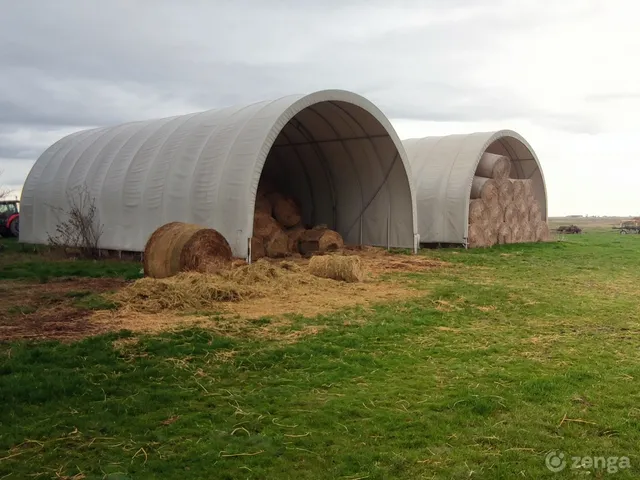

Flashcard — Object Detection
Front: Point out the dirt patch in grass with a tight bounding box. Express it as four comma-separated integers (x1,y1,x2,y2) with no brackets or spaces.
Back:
0,306,105,341
0,278,125,306
0,278,126,342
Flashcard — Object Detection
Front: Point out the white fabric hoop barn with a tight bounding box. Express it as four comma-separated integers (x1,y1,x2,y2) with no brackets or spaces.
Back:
403,130,548,245
20,90,419,258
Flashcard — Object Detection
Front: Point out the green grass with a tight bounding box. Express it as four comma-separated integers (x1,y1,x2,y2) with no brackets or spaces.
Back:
70,292,118,311
1,231,640,478
0,238,142,281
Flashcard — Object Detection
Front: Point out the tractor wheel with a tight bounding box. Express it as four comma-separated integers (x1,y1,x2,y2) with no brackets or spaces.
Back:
9,217,19,237
620,229,628,235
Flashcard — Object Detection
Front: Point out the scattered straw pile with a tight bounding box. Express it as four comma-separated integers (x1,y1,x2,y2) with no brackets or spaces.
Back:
467,158,548,247
143,222,232,278
308,255,365,283
114,272,255,312
115,259,327,313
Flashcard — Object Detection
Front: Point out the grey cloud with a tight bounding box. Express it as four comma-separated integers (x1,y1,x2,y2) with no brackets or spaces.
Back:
0,0,615,193
0,1,582,125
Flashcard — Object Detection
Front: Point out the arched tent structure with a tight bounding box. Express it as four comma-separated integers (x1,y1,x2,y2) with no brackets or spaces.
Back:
20,90,419,258
403,130,547,245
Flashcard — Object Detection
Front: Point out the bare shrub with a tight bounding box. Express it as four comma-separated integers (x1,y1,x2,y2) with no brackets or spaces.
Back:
47,185,104,259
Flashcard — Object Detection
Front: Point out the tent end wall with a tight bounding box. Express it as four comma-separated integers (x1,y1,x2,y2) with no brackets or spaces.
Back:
404,129,548,245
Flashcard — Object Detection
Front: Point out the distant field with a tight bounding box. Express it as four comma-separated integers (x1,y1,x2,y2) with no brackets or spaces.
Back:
548,216,634,230
1,232,639,478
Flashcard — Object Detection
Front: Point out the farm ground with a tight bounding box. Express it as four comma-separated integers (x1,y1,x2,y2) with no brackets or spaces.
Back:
1,227,639,479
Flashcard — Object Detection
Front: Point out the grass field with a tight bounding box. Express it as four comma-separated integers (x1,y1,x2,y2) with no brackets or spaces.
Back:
1,230,639,478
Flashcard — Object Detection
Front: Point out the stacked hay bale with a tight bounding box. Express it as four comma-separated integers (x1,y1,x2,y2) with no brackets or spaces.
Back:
468,153,549,247
252,182,344,259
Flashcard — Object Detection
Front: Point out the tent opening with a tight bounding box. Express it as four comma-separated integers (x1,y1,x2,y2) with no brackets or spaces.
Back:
255,100,414,247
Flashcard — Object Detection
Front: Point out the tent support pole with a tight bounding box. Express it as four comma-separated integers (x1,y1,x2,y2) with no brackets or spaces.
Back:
387,203,390,251
247,237,252,264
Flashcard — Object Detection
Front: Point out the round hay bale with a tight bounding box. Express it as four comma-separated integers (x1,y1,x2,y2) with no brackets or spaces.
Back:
483,199,503,226
143,222,184,278
529,201,542,223
534,221,550,242
503,203,519,224
524,193,536,210
299,229,344,255
496,179,514,208
511,180,525,203
468,199,486,224
485,221,499,247
286,224,306,253
251,236,266,261
143,222,231,279
497,223,512,244
510,223,524,243
253,211,280,240
308,255,364,283
470,176,499,203
180,228,232,274
273,195,301,228
521,222,534,243
475,153,511,179
467,223,487,248
265,229,289,258
515,199,529,219
254,194,272,215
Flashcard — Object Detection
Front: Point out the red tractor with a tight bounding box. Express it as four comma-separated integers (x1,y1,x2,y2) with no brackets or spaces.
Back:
0,200,19,237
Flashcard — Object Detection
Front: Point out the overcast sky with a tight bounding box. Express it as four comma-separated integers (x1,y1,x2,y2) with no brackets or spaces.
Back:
1,0,638,215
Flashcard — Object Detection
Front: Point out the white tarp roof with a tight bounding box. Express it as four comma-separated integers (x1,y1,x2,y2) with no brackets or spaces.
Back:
403,130,547,244
20,90,418,257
